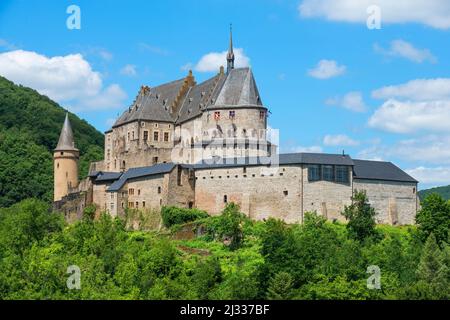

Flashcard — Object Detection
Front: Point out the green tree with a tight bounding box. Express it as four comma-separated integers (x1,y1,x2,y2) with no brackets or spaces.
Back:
409,234,449,299
266,271,294,300
192,257,223,299
342,190,377,242
416,193,450,245
213,203,246,250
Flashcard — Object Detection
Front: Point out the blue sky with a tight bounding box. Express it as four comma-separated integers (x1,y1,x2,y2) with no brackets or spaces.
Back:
1,0,450,189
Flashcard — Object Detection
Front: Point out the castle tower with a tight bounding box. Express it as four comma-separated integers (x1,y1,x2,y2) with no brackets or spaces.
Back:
54,113,79,201
226,24,235,73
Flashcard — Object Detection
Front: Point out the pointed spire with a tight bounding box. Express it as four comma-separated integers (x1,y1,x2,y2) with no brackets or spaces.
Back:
55,113,78,151
226,23,235,74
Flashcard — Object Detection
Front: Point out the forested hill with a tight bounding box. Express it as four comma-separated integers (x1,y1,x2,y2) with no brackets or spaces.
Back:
419,185,450,201
0,76,104,207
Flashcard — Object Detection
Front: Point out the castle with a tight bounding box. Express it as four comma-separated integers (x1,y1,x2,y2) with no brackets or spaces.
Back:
53,31,419,225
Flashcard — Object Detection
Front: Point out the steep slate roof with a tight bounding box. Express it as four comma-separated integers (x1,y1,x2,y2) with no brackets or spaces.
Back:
177,73,226,123
214,68,262,107
353,159,418,183
55,113,78,151
107,163,176,192
109,67,265,129
113,78,185,127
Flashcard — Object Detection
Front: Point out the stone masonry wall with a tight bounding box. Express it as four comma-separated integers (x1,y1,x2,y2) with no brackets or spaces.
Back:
194,165,303,223
353,179,418,225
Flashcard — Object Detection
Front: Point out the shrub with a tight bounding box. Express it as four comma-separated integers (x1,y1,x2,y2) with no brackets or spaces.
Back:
161,206,208,228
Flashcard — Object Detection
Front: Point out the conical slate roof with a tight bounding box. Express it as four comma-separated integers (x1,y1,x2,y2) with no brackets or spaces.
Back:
55,113,78,151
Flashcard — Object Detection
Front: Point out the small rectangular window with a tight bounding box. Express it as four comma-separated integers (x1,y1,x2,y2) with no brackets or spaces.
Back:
143,131,149,141
229,110,235,120
154,131,159,142
142,201,146,208
336,166,349,183
308,165,320,182
164,132,169,142
322,165,334,182
259,111,265,120
214,111,221,121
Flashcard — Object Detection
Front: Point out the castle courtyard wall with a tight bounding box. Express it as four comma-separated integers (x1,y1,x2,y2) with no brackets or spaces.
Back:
194,165,304,223
353,179,418,225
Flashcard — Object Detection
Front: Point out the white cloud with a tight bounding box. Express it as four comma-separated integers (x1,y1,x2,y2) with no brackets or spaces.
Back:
138,43,170,56
120,64,137,77
308,59,346,79
406,167,450,185
0,50,127,111
79,84,127,110
181,63,193,71
358,135,450,165
326,91,367,112
368,99,450,133
289,145,323,153
372,78,450,101
298,0,450,29
194,48,250,73
0,39,18,51
323,134,359,146
374,40,436,63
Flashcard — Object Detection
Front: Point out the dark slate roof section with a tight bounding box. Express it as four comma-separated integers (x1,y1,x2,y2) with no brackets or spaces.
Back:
279,153,354,166
95,172,123,182
193,153,354,169
113,78,185,127
353,159,418,183
214,68,263,107
177,73,226,123
107,163,176,192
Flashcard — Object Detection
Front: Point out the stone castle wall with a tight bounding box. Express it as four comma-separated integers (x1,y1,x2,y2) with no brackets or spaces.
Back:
353,179,418,225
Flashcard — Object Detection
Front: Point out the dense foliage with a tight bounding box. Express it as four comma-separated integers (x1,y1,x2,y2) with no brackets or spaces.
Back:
0,76,104,206
419,185,450,201
415,193,450,245
161,206,209,228
1,196,449,300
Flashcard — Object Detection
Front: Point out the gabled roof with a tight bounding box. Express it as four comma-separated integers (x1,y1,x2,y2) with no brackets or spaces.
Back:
113,78,185,127
108,67,266,129
107,163,176,192
177,72,226,123
353,159,418,183
55,113,78,151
